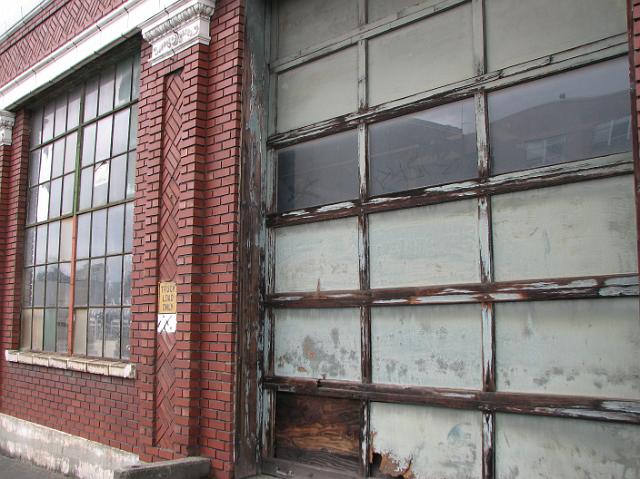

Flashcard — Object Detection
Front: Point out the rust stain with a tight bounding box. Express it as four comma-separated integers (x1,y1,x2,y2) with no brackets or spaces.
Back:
373,451,415,479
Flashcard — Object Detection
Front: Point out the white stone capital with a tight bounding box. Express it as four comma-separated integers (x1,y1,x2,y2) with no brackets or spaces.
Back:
0,110,16,146
141,0,216,65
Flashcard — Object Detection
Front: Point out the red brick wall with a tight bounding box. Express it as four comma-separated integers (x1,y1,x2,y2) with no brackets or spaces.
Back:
0,0,126,88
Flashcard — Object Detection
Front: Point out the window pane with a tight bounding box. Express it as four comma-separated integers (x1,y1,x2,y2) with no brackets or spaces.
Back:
45,264,59,307
112,110,130,157
370,99,477,196
84,76,99,122
24,227,36,266
123,254,132,306
35,225,47,264
96,116,113,162
42,102,55,143
49,178,62,219
67,88,81,129
124,202,133,253
82,123,96,166
91,209,107,257
98,66,116,115
54,95,67,137
489,58,632,175
104,308,121,359
31,309,44,351
27,188,38,225
105,256,123,305
61,173,75,215
58,262,71,308
43,308,57,351
132,52,140,100
126,152,136,197
56,308,68,353
87,308,104,357
93,162,110,207
74,309,88,355
23,268,34,306
79,167,93,210
20,310,33,349
121,308,131,359
29,150,41,187
59,218,73,262
36,183,50,222
64,132,77,173
76,213,91,259
277,130,358,211
52,138,65,179
109,154,127,203
89,258,105,306
129,106,138,150
107,205,125,255
39,144,52,183
75,260,89,307
47,221,60,263
115,58,133,107
31,108,43,148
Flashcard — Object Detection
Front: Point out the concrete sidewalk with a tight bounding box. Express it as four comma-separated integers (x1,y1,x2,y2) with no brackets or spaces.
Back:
0,452,68,478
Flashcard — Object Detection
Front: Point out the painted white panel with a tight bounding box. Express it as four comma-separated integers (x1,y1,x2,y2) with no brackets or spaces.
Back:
368,0,431,23
277,47,358,132
372,304,482,389
486,0,627,71
368,4,474,106
497,298,640,399
496,414,640,479
369,199,480,288
275,0,359,59
371,403,482,479
274,308,361,381
275,217,360,293
492,175,638,281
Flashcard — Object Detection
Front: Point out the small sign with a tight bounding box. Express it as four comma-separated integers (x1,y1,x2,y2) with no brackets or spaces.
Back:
158,313,177,333
158,281,177,314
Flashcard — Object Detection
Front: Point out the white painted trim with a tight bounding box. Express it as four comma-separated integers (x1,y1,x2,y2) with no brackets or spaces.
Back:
0,110,16,146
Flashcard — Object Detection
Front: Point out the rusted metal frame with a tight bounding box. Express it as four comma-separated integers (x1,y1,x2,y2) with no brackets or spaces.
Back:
270,0,469,73
266,273,639,308
267,153,633,228
262,457,359,479
268,38,628,149
262,377,640,425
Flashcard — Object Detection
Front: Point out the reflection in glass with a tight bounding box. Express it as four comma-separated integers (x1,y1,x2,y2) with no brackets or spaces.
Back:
107,205,124,255
44,308,57,351
84,77,99,122
123,254,132,306
489,58,632,175
56,307,68,353
49,178,62,219
75,260,89,307
87,308,104,357
58,262,71,308
35,225,47,264
74,309,88,355
76,214,91,259
21,310,33,349
106,257,123,306
47,221,60,263
64,133,77,173
62,174,74,215
96,116,113,162
104,308,121,359
45,264,58,307
42,102,55,142
91,210,107,257
79,167,93,210
67,88,81,130
27,187,38,225
98,66,116,115
112,109,130,156
32,310,44,351
31,108,43,148
52,138,65,178
33,266,45,306
116,57,133,107
121,308,131,359
36,183,50,222
39,144,52,183
29,150,41,186
109,154,127,202
59,218,73,262
23,268,34,306
93,161,110,207
54,96,67,137
89,259,105,306
277,130,358,211
126,152,136,198
24,228,36,266
370,98,477,195
124,203,133,253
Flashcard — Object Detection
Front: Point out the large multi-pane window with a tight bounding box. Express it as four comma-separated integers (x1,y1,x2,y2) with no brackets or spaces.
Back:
21,51,139,360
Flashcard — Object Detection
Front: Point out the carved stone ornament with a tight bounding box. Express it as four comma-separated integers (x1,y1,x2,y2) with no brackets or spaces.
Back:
0,111,15,146
141,0,216,65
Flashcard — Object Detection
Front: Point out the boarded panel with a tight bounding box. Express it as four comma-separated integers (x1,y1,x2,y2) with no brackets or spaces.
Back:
370,403,482,479
486,0,627,71
275,0,359,59
369,199,480,288
368,4,474,106
275,393,361,471
496,298,640,399
274,308,361,381
277,47,358,132
492,175,638,281
372,304,482,389
275,217,360,293
496,414,640,479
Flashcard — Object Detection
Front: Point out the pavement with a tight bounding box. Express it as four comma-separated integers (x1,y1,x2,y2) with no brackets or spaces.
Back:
0,452,69,478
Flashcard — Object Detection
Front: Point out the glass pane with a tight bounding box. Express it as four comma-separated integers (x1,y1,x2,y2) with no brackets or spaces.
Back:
22,267,34,306
112,109,130,157
61,173,75,215
123,254,132,306
277,47,358,132
64,132,77,173
24,227,36,266
30,108,43,148
82,123,96,166
31,309,44,351
42,101,55,143
58,262,71,307
277,130,358,211
372,304,482,389
59,218,73,262
89,258,105,306
93,161,110,207
67,88,81,129
35,224,47,264
129,106,138,150
52,138,65,178
39,144,52,183
369,5,474,106
45,264,58,307
369,199,480,288
496,298,640,399
370,403,482,479
115,57,133,106
107,204,125,255
95,116,113,162
56,308,68,353
370,99,477,195
76,213,91,259
104,308,121,359
126,152,136,197
54,95,67,137
20,310,33,349
91,209,107,257
46,221,60,263
43,308,56,351
36,183,50,222
79,167,93,210
84,76,99,122
124,202,133,253
29,150,41,187
105,256,123,305
73,309,88,355
489,58,632,175
74,260,89,306
121,308,131,359
87,308,104,357
98,66,116,115
492,176,638,281
109,154,127,203
495,414,640,479
27,187,38,225
48,177,62,219
275,217,360,292
132,52,140,100
274,308,361,380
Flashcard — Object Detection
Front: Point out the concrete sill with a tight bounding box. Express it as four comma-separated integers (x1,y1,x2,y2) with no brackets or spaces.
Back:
4,350,136,379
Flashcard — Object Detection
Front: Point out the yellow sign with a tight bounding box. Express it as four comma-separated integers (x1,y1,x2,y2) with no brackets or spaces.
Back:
158,282,177,314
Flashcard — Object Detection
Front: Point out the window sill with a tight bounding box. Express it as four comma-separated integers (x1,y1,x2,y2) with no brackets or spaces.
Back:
4,350,136,379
